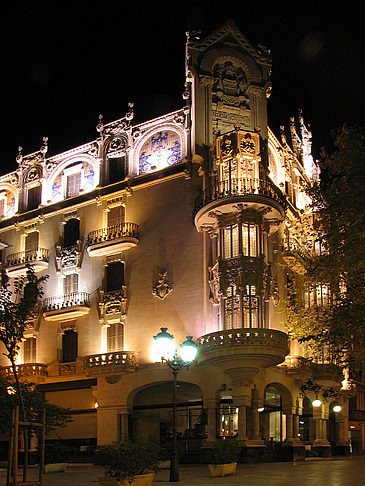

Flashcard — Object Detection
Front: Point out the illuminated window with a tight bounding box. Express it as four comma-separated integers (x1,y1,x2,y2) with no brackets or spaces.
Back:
242,223,257,257
224,285,240,329
223,224,239,258
107,323,124,352
219,401,238,437
25,231,39,254
243,285,258,327
304,284,330,307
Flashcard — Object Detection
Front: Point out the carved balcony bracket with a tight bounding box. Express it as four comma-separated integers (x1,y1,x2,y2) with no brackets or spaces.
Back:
98,286,127,324
56,240,83,276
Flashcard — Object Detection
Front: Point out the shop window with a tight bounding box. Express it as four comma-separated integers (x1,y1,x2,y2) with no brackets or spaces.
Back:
66,172,81,198
27,185,41,211
64,274,79,295
107,323,124,352
106,262,125,292
218,400,238,437
62,329,78,363
23,337,36,363
108,156,127,185
63,218,80,247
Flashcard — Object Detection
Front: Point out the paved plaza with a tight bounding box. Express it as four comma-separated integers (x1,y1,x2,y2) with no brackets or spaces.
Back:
1,457,365,486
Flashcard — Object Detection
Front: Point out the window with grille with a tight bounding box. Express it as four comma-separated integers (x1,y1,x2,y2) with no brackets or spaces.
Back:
23,337,36,363
107,323,124,352
66,172,81,198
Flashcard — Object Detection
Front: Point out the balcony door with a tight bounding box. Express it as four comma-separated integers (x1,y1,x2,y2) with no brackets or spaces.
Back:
25,231,39,259
62,329,78,363
107,206,125,228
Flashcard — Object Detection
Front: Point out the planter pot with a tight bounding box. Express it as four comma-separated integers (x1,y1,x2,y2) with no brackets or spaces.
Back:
209,463,237,477
99,473,154,486
45,463,67,473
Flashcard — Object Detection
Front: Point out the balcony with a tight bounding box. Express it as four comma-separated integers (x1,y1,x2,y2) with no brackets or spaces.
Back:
0,363,48,382
5,248,49,277
281,237,311,275
43,292,90,321
87,222,139,257
197,328,289,370
194,178,287,232
84,351,138,376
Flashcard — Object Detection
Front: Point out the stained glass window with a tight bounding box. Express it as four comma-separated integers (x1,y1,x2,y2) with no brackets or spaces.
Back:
243,285,258,327
242,223,257,256
225,285,240,329
223,224,239,258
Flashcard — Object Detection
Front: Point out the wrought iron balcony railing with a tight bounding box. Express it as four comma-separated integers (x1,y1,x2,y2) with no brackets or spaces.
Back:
6,248,49,268
43,292,90,312
87,222,139,247
195,178,287,214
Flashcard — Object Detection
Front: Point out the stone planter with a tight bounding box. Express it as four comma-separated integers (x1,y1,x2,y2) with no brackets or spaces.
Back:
209,462,237,477
45,463,67,473
99,473,154,486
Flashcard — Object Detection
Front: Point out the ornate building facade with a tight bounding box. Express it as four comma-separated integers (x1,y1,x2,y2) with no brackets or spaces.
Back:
0,21,355,460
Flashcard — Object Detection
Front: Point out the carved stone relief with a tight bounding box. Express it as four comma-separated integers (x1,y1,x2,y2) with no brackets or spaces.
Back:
152,271,173,300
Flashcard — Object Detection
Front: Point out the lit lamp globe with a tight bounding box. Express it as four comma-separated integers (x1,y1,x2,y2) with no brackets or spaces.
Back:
312,398,322,407
180,336,198,364
333,404,342,413
153,327,175,361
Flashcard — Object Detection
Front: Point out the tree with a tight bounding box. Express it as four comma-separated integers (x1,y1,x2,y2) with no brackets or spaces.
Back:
0,375,72,438
0,265,48,479
285,125,365,370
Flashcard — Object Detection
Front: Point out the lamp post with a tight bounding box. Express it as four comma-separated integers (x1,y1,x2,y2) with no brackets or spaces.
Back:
153,327,198,482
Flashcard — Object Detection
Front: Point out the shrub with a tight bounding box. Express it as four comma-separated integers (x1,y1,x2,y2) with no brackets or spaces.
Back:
208,439,240,465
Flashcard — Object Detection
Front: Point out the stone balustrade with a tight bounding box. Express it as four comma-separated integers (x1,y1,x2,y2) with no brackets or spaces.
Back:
84,351,138,375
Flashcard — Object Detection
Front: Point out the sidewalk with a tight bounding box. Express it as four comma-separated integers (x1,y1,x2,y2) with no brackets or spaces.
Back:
1,457,365,486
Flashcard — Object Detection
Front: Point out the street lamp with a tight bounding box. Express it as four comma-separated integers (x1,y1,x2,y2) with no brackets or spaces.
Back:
153,327,198,482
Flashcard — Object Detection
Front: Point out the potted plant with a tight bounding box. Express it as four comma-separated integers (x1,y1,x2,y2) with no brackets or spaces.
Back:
95,435,160,486
207,439,240,477
44,442,70,473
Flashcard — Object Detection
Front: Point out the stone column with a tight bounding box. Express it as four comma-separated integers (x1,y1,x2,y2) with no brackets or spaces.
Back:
251,387,260,441
293,414,300,440
233,396,248,442
286,413,293,441
204,398,218,442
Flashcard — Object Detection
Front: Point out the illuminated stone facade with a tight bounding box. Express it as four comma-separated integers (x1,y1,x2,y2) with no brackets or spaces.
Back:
0,21,354,460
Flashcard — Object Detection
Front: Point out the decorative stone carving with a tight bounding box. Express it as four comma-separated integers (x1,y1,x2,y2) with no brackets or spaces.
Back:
55,242,82,275
152,271,173,300
98,286,127,320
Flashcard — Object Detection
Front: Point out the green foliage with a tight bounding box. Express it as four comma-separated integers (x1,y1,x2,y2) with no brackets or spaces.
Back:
94,435,160,479
207,438,240,465
0,265,47,366
284,125,365,369
0,375,72,437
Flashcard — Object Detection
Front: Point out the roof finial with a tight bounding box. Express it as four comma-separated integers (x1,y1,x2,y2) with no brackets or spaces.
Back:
96,114,104,135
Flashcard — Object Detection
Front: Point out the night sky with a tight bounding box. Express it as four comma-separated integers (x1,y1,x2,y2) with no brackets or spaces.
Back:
1,2,363,176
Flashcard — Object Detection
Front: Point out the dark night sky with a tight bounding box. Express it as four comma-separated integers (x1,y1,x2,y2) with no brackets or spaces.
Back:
1,2,364,176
